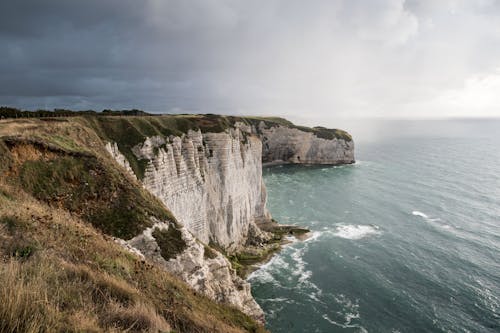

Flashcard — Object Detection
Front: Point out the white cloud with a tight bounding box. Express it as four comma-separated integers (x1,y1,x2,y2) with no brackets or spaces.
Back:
349,0,419,45
433,70,500,117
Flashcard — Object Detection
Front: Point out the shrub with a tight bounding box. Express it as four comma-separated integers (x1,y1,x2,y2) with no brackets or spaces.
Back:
152,226,187,261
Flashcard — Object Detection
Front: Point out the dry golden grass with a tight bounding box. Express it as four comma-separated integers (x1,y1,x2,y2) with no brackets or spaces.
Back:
103,301,171,332
0,260,60,333
0,180,266,333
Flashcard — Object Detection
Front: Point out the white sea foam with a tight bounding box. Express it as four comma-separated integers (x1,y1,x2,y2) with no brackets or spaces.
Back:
260,297,289,303
304,230,323,242
331,224,381,240
412,211,428,218
322,313,367,332
248,233,325,305
412,211,451,231
413,210,442,222
290,247,311,284
247,254,288,283
287,242,326,303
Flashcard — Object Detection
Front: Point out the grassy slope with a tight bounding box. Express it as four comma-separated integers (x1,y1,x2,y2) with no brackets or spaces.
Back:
0,118,266,333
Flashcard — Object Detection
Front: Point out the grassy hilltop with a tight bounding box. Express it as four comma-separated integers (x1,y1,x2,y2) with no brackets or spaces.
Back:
0,116,267,333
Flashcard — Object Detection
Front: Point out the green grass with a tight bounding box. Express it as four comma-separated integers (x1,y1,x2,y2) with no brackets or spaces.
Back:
152,226,187,261
19,155,173,239
40,134,87,153
312,126,353,141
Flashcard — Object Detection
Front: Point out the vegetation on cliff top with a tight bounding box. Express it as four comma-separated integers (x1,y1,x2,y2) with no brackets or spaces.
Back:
1,107,352,179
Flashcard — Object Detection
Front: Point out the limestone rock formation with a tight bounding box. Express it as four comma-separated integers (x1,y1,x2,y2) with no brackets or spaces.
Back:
125,222,265,322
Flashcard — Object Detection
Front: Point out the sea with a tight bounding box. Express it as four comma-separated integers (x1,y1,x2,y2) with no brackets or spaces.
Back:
248,119,500,333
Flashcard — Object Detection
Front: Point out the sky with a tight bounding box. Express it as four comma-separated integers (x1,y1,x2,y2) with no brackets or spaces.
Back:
1,0,500,124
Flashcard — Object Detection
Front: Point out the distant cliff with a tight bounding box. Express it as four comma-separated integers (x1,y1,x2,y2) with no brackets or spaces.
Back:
259,124,354,165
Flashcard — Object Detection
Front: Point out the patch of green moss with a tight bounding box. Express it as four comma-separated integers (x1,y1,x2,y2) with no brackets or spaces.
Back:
203,244,218,259
152,226,187,261
40,134,87,153
312,126,352,141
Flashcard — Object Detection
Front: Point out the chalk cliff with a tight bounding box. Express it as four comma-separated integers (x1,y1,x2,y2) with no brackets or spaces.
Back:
104,115,355,321
259,125,355,165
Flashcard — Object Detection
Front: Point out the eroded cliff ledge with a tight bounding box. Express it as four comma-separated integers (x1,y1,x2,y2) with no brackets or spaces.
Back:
99,114,354,321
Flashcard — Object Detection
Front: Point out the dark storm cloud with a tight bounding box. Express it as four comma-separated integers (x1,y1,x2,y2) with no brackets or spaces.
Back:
0,0,213,111
1,1,500,118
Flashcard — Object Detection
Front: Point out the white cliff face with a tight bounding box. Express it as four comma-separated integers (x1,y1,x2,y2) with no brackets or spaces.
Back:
137,127,270,253
125,222,265,322
259,125,355,165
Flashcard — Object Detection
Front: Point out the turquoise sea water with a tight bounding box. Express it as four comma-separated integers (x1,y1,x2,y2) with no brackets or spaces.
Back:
249,120,500,333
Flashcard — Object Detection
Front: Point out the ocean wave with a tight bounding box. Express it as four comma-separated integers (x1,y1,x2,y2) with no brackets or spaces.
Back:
323,295,368,331
412,210,442,222
288,242,325,303
249,233,326,306
304,230,323,242
412,210,428,219
412,210,452,232
259,297,290,303
246,255,289,283
290,247,311,284
331,224,381,240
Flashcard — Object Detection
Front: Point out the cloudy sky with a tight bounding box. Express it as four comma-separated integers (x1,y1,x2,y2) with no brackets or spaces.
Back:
1,0,500,122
